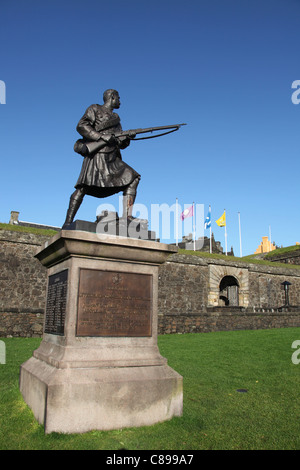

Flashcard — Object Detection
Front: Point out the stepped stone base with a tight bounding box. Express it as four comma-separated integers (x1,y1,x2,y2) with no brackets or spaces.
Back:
19,230,182,433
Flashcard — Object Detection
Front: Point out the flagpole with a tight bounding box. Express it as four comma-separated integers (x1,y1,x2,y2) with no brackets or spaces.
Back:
193,202,196,251
175,198,178,246
224,209,227,256
238,211,242,257
269,225,272,252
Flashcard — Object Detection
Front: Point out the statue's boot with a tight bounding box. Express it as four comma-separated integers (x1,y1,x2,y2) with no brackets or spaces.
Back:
122,194,136,221
122,176,139,221
62,190,84,229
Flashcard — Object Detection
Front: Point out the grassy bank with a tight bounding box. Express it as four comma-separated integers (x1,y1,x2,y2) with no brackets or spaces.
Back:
0,328,299,450
0,222,58,237
265,244,300,259
178,248,300,270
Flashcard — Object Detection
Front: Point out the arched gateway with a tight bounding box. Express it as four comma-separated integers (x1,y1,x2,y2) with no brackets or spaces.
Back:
219,275,239,306
208,264,249,307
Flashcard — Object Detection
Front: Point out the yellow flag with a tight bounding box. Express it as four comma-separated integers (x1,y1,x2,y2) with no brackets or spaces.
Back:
216,211,226,227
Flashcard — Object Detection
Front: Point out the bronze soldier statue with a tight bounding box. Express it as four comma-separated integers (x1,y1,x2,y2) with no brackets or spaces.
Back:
63,89,140,228
63,89,186,229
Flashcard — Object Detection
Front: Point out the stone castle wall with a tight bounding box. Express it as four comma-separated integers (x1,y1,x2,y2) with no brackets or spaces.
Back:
0,230,48,336
157,254,300,334
1,228,300,337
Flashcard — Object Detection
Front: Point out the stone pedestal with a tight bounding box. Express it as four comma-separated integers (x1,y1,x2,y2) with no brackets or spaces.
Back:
19,230,183,434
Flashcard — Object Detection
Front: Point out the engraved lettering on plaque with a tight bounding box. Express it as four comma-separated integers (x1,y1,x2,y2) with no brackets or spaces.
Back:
76,269,152,337
44,270,68,335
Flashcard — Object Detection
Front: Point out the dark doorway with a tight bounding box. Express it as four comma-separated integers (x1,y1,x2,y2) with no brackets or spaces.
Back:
219,276,239,306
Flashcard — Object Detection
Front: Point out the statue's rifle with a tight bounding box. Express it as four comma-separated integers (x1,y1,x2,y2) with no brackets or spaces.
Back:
79,123,186,156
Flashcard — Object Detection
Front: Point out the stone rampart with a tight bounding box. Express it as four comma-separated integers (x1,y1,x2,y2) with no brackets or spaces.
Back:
1,229,300,337
0,230,47,336
157,254,300,334
267,249,300,266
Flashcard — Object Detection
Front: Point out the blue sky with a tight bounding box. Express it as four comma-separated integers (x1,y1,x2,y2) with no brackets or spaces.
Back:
0,0,299,255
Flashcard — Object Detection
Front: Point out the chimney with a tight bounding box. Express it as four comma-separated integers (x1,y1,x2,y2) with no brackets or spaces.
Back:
9,211,19,225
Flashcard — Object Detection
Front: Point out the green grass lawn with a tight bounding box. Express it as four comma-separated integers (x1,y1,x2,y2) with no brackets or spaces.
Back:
0,328,299,450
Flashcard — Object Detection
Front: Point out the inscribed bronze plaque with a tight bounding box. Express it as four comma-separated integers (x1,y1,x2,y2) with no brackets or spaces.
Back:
44,269,68,335
76,269,152,337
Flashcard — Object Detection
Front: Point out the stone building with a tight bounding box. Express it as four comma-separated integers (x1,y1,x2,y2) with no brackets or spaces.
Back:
254,236,276,254
173,232,234,256
9,210,60,232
